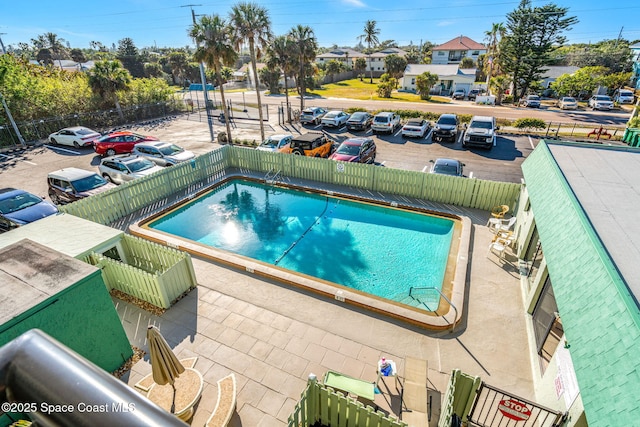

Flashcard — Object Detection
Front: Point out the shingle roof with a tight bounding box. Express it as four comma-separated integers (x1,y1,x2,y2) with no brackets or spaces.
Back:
433,36,485,51
542,66,580,79
522,141,640,425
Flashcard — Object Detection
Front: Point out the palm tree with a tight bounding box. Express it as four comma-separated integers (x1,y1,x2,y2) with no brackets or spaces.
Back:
230,2,272,142
288,25,317,111
190,14,239,143
359,20,380,84
484,22,506,91
266,35,297,122
88,60,131,121
33,32,67,69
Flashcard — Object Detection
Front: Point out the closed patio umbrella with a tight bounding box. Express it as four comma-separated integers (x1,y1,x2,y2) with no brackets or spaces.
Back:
147,325,185,413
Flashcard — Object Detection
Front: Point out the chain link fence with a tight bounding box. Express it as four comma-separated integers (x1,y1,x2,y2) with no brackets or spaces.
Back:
0,99,184,149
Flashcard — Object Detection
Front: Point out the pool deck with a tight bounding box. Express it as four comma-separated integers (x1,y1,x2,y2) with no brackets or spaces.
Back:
115,174,533,426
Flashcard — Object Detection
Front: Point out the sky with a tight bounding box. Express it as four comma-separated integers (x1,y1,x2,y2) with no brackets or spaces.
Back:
2,0,639,52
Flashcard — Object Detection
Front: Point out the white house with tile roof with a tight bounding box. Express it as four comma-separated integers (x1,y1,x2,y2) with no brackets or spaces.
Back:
432,36,486,65
401,64,476,96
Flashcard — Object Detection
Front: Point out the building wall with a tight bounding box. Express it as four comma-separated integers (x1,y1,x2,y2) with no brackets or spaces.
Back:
515,186,587,426
0,269,132,372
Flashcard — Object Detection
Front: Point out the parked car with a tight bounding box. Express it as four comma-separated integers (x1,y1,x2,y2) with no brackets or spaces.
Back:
613,89,635,104
321,110,350,128
287,133,334,158
588,95,614,111
346,112,373,131
468,89,485,101
429,158,465,177
132,141,195,166
451,89,466,100
0,188,58,232
558,97,578,110
256,134,293,152
401,119,430,138
300,107,327,125
521,95,541,108
462,116,498,149
47,168,116,205
48,126,101,148
98,155,164,185
93,131,159,156
432,114,460,143
371,112,401,134
329,138,376,164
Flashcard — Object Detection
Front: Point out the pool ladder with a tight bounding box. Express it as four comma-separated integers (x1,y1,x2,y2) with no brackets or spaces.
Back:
409,286,458,333
264,168,283,185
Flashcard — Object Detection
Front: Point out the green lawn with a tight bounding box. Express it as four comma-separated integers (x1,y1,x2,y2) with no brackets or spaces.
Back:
307,79,451,104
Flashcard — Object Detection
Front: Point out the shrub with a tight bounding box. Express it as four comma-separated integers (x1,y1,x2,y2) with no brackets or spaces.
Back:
502,95,514,104
513,118,546,131
217,132,227,143
629,116,640,128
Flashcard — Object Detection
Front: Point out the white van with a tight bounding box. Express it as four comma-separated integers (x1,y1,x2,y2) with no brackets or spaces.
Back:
614,89,635,104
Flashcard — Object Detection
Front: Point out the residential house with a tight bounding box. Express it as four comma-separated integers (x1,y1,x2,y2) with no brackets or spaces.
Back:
316,47,406,77
431,36,486,65
631,42,640,89
315,48,365,70
401,64,476,96
541,66,580,89
514,140,640,425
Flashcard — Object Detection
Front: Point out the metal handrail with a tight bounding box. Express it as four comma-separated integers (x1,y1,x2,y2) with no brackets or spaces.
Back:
409,286,459,333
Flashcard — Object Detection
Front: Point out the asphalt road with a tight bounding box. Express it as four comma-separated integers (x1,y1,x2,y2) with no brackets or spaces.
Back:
212,90,632,127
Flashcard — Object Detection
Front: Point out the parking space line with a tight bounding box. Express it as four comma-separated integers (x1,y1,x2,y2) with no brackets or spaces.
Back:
421,165,429,173
0,153,37,166
393,128,402,137
425,129,433,140
44,144,81,155
528,135,535,149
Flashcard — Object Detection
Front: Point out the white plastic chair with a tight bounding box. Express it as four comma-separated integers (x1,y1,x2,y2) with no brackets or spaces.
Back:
487,216,516,234
488,238,512,259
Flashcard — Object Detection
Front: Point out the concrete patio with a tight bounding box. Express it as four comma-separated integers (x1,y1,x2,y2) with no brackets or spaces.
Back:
115,206,533,426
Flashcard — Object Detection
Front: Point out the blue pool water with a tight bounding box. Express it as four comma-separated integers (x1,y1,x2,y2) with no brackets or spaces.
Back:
149,180,454,307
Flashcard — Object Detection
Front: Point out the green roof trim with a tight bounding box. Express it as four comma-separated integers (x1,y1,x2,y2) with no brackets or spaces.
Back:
522,141,640,424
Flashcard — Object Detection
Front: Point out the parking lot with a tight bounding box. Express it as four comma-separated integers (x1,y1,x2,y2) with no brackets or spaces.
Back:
0,113,536,207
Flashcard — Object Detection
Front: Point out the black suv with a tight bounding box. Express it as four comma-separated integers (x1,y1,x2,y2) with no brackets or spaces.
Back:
432,114,460,143
287,133,334,158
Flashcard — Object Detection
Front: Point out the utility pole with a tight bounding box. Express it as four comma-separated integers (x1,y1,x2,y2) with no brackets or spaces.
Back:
0,33,7,55
0,93,26,147
182,4,215,142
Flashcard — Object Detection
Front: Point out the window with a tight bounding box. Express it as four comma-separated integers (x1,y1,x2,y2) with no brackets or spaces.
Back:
525,229,543,288
411,78,415,85
438,51,445,56
472,51,479,55
532,277,563,373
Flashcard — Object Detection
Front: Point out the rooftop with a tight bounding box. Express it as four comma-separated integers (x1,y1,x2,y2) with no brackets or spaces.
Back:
433,36,485,51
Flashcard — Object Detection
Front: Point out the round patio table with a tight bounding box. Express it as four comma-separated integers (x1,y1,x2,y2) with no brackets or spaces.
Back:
146,368,204,422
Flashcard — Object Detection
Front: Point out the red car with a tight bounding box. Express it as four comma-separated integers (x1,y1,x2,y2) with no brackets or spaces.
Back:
329,138,376,164
93,131,159,156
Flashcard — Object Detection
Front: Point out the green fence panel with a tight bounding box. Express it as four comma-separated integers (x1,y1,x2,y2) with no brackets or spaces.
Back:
62,145,521,227
288,378,406,427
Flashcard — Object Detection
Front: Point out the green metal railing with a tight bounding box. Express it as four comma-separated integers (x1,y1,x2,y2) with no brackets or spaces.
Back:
288,375,407,427
61,145,521,226
409,286,459,332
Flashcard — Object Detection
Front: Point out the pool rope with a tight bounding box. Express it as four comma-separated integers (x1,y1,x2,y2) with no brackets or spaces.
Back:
274,197,333,265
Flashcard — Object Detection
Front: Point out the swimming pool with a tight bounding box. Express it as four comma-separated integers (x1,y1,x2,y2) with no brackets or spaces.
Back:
134,177,468,329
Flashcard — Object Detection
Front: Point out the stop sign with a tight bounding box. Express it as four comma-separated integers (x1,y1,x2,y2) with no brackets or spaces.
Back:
498,398,532,421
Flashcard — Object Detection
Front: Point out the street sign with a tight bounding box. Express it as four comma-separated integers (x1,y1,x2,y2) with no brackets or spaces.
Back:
498,398,532,421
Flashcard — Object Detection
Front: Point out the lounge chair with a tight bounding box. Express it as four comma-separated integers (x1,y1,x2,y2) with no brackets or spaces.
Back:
205,373,237,427
487,216,516,234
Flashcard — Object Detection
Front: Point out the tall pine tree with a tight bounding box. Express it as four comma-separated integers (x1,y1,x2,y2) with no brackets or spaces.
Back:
499,0,577,99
